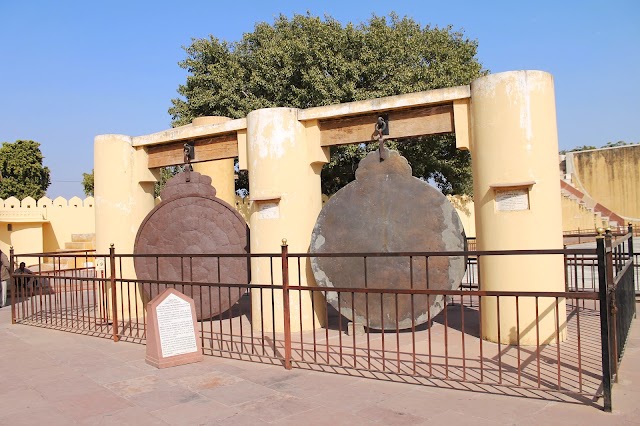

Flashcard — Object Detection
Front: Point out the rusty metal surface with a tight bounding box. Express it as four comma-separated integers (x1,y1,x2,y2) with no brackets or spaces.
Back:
134,172,249,320
310,148,466,330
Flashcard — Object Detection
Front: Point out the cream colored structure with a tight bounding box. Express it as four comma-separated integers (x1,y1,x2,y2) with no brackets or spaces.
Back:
190,116,236,207
471,71,565,344
94,134,158,318
566,145,640,224
246,108,329,331
95,69,565,341
0,196,95,265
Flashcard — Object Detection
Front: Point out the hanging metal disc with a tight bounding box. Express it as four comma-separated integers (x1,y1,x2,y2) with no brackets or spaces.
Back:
134,171,249,320
310,148,466,330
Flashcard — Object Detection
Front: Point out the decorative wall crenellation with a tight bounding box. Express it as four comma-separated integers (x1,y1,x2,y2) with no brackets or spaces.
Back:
0,196,95,210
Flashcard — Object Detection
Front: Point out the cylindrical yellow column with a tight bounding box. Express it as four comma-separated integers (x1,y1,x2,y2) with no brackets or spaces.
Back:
246,108,325,332
191,116,236,207
94,134,156,320
471,71,566,345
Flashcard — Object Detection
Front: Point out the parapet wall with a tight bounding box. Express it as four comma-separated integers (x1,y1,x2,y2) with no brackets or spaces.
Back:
567,145,640,221
0,196,95,255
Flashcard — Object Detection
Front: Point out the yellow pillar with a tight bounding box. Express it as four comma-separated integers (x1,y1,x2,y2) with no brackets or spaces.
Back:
190,116,236,207
470,71,566,344
245,108,328,332
94,134,157,319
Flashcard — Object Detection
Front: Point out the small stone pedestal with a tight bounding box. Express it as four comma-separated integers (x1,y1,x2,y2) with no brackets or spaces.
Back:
146,288,203,368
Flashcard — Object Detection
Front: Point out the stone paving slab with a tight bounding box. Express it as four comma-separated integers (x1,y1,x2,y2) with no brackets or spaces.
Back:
1,303,639,425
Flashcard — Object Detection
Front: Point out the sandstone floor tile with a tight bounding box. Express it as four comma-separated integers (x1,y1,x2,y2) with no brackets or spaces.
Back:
54,389,132,420
126,385,203,411
81,405,170,426
0,406,76,425
0,388,51,417
197,379,280,406
307,381,392,413
375,388,462,420
210,411,268,425
171,370,243,391
423,409,505,425
34,374,105,400
104,375,166,397
354,405,426,425
265,370,365,398
150,396,239,425
84,364,151,385
234,392,318,422
274,406,378,426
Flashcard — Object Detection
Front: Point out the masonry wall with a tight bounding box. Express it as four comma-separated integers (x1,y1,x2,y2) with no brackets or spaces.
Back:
560,195,604,232
0,196,95,255
569,145,640,221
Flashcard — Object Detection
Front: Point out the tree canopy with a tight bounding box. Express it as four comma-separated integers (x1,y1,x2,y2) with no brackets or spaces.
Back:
560,141,638,154
82,167,179,199
82,169,94,197
170,13,484,195
0,140,51,200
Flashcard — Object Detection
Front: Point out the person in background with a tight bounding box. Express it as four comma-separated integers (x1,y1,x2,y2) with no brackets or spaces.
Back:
0,250,9,308
16,261,33,290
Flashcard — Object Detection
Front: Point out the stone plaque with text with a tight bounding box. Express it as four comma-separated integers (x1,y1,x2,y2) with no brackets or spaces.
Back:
145,288,203,368
495,188,530,212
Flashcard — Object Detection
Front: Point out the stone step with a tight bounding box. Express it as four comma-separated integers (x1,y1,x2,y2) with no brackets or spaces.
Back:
71,233,96,244
64,241,94,250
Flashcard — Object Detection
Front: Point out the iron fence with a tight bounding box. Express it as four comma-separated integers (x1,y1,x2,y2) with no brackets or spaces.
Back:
9,230,635,411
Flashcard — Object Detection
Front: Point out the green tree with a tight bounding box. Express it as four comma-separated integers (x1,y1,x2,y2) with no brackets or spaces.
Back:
82,169,94,196
0,140,51,199
83,167,178,199
170,13,484,195
604,140,637,148
155,166,181,198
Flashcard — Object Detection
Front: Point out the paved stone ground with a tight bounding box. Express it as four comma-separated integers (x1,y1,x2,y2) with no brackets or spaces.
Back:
1,302,639,425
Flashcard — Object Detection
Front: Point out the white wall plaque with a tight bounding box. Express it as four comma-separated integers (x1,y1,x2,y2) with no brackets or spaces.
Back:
95,258,105,272
156,293,198,358
258,202,280,219
495,188,530,212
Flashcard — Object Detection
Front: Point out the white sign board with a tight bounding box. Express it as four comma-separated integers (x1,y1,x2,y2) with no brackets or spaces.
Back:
258,202,280,219
495,188,530,212
95,258,105,272
156,293,198,358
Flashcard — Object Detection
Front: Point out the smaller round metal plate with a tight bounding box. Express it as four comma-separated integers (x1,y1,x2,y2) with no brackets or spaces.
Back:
134,172,250,320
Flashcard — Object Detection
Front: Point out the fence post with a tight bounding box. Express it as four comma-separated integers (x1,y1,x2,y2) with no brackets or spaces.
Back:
597,232,612,412
109,244,120,342
629,223,636,319
281,238,292,370
9,247,16,324
605,230,619,381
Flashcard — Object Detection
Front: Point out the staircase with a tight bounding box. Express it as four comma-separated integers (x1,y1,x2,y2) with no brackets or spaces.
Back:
560,180,624,229
45,233,96,269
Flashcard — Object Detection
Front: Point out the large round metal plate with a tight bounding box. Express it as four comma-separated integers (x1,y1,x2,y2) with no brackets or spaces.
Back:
310,149,466,330
134,172,249,320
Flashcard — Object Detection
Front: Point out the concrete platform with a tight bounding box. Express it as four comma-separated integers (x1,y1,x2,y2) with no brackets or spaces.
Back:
1,302,639,425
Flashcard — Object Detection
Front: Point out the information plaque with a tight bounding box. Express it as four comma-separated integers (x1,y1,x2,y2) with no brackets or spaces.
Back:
495,188,530,212
258,202,280,219
145,288,203,368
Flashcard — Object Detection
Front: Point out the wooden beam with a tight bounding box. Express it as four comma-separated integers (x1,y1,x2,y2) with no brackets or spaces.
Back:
319,104,454,147
147,134,239,168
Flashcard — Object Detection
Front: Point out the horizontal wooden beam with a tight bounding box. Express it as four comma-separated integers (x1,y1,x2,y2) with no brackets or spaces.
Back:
319,104,454,147
147,134,238,169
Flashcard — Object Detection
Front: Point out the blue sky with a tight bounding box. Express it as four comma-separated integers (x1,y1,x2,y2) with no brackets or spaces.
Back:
1,0,638,198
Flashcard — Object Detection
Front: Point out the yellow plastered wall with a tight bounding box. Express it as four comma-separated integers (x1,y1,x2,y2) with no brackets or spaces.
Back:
0,196,95,264
470,71,566,345
560,195,602,232
447,194,476,238
569,145,640,221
